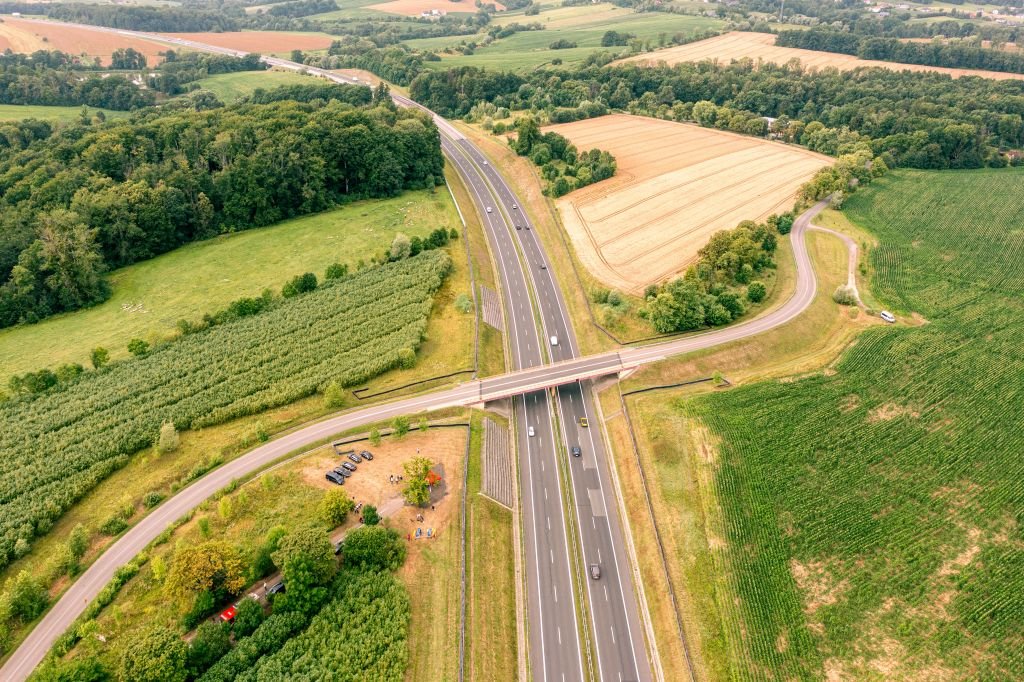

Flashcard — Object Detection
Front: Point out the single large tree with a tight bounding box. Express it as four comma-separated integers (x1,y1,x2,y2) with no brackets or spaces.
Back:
164,541,246,607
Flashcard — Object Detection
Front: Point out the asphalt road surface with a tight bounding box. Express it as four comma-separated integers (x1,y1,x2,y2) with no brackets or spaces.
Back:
0,20,830,680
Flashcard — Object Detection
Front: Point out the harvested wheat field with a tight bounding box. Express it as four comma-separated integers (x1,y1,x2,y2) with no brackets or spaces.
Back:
620,31,1024,81
368,0,504,16
0,16,167,65
545,114,831,293
158,30,335,53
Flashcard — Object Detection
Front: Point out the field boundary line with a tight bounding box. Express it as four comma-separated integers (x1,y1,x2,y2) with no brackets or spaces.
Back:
617,380,710,682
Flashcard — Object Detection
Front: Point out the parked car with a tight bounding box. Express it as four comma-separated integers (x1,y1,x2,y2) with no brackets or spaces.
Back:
341,461,357,472
528,426,535,437
589,564,601,580
348,453,362,464
579,417,589,428
334,467,352,478
571,446,582,457
325,471,344,485
360,450,374,461
334,541,344,555
219,605,237,623
267,581,286,596
880,310,896,323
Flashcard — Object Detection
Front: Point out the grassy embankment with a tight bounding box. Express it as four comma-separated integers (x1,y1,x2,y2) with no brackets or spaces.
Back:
611,168,1024,679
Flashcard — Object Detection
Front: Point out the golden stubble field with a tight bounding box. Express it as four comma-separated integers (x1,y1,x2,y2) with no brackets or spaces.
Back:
545,114,831,293
619,31,1024,82
0,15,167,65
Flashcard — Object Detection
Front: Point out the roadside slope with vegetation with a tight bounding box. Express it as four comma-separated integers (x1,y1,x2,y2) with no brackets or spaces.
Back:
634,167,1024,679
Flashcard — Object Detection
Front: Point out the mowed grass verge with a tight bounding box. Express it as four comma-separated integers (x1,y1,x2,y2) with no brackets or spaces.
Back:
465,412,517,681
630,168,1024,679
0,189,455,384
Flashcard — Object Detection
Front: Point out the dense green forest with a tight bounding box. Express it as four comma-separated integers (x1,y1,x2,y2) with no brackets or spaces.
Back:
410,59,1024,168
0,91,444,328
777,29,1024,74
0,52,154,110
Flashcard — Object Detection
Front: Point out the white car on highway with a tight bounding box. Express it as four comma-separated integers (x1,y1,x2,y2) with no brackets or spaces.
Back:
486,206,493,213
528,426,535,437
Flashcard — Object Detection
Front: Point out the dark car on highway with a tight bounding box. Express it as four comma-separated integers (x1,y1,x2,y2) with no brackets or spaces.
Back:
325,471,344,485
571,446,582,457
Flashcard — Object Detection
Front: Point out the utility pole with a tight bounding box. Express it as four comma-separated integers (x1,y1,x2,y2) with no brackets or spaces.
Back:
778,0,785,22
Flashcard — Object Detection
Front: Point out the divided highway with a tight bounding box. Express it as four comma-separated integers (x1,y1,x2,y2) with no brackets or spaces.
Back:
0,20,831,681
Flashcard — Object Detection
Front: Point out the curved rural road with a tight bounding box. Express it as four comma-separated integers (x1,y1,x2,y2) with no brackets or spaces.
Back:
0,19,835,679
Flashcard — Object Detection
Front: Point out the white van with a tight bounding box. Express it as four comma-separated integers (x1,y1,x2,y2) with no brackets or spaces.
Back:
880,311,896,323
550,335,558,346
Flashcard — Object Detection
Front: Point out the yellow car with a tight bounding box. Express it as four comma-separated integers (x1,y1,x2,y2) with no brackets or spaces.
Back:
579,417,589,428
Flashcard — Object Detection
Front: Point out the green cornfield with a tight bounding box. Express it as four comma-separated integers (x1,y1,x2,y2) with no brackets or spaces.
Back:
677,168,1024,679
0,251,451,571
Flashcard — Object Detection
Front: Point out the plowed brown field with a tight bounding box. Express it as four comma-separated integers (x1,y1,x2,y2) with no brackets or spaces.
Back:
0,16,166,65
158,31,335,53
619,31,1024,82
367,0,504,15
545,114,831,293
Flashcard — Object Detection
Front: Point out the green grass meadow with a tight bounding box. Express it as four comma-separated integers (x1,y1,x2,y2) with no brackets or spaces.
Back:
0,104,129,122
643,168,1024,679
194,69,321,102
0,190,459,383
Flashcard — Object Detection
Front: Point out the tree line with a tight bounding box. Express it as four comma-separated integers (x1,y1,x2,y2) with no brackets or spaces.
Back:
309,42,425,86
408,59,1024,169
642,220,781,333
0,89,444,327
0,51,154,110
511,117,616,197
777,29,1024,75
0,2,243,32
